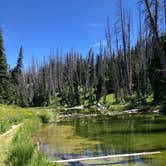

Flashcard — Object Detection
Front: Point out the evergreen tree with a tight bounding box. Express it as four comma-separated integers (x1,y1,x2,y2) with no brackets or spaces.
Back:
11,46,28,106
96,53,103,102
32,82,49,106
73,70,80,106
0,29,9,103
12,46,23,84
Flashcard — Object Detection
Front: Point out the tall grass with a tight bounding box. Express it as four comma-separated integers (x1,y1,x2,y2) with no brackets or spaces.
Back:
0,104,59,165
5,119,59,166
27,151,54,166
0,104,56,133
0,121,10,134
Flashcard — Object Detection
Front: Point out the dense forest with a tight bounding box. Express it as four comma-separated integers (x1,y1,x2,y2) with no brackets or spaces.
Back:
0,0,166,107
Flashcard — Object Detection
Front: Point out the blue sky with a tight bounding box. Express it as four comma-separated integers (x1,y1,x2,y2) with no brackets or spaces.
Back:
0,0,139,68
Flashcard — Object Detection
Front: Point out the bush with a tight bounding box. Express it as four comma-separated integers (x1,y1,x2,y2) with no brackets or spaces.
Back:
39,112,55,123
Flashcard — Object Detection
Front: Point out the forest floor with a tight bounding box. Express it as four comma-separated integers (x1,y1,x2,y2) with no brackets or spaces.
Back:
54,93,162,115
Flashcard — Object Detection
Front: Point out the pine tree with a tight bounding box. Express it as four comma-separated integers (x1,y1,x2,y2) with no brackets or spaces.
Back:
96,52,103,102
11,46,28,106
0,29,9,103
12,46,23,84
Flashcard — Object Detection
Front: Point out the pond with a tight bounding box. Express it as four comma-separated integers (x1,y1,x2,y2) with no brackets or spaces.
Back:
36,113,166,166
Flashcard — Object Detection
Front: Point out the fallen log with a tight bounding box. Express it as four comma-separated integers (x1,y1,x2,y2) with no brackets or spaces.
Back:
52,151,161,163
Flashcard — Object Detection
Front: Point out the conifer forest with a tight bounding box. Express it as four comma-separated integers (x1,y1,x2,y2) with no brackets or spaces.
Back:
0,1,166,165
0,0,166,108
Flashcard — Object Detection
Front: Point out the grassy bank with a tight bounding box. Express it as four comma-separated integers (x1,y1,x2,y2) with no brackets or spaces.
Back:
98,93,161,112
0,105,59,166
5,119,58,166
0,104,56,134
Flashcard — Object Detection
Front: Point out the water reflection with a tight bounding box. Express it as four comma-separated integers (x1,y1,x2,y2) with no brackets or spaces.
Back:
37,113,166,165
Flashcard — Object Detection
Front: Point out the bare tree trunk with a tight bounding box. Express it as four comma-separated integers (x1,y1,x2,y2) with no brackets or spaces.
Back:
105,19,119,102
143,0,166,70
127,12,132,95
119,0,130,96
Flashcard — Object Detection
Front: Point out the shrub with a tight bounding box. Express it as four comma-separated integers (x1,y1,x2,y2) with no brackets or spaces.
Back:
39,112,55,123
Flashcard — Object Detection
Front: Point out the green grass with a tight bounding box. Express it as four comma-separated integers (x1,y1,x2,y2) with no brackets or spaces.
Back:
98,93,161,112
0,104,56,134
27,151,56,166
108,103,130,111
0,105,59,166
99,93,116,105
5,119,58,166
0,127,16,166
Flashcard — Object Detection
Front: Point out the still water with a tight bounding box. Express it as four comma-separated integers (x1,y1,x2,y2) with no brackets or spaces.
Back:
37,113,166,165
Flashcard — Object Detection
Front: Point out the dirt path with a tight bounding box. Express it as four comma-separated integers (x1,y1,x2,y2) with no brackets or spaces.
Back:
0,123,22,140
0,123,22,165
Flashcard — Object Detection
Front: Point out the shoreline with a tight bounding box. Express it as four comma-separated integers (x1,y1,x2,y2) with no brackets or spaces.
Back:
56,108,161,122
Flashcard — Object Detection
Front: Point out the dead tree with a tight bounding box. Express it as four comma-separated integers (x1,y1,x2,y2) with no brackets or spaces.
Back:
119,0,131,96
105,18,120,102
142,0,166,70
